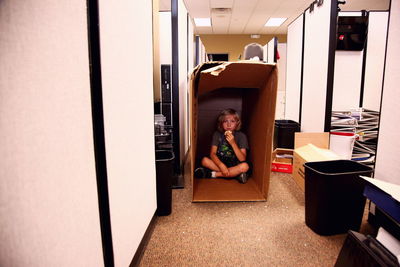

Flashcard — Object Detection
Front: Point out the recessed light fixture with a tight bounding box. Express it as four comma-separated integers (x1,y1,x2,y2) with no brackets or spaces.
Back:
264,17,287,27
194,18,212,27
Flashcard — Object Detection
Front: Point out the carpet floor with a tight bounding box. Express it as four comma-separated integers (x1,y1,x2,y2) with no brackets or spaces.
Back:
140,172,375,267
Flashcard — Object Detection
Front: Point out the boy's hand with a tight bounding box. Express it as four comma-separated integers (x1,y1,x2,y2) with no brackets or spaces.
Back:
224,131,236,145
219,163,229,177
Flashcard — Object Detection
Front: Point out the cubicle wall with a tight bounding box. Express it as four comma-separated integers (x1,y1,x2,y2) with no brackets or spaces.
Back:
265,37,277,63
98,0,157,265
285,3,389,131
301,0,336,132
159,12,172,65
332,12,364,111
178,0,188,160
375,0,400,185
0,1,104,266
285,14,304,122
264,37,286,119
276,43,287,119
332,11,389,111
363,11,389,111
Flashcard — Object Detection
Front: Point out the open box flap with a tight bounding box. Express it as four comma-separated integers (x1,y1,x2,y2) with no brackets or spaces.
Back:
197,62,276,96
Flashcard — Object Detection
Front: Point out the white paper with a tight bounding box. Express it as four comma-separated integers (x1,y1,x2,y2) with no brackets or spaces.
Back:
376,227,400,260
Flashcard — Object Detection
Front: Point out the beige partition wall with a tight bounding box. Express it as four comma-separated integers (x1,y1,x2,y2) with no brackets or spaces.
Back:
375,0,400,185
285,14,304,122
179,0,189,160
0,1,103,266
98,0,157,265
301,0,335,132
332,12,364,111
363,11,389,111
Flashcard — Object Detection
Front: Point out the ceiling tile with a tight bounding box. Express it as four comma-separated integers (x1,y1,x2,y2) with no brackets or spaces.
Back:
185,0,390,35
184,0,210,17
210,0,234,8
211,13,231,34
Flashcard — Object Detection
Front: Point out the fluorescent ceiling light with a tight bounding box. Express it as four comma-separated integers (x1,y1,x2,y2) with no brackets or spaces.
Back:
264,17,287,27
194,18,211,27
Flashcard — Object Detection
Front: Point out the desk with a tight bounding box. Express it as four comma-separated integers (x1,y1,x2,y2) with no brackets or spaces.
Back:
361,176,400,239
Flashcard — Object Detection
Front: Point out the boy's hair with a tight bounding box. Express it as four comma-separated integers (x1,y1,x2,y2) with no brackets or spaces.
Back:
217,108,241,132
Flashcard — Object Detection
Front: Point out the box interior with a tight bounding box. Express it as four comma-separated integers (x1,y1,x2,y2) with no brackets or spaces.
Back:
272,149,293,164
191,62,278,202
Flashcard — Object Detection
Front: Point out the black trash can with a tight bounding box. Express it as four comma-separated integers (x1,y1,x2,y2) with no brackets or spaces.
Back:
155,150,174,216
304,160,373,235
273,120,300,149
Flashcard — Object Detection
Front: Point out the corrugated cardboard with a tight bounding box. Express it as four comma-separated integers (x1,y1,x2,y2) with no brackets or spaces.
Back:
190,61,278,202
292,133,340,191
271,148,293,174
294,132,330,149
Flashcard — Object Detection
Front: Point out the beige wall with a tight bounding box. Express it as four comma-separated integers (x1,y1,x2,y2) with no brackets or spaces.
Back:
375,0,400,185
199,34,287,61
0,1,103,266
153,0,161,101
98,0,157,265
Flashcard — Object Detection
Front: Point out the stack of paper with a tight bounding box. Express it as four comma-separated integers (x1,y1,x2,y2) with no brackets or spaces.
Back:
331,108,379,167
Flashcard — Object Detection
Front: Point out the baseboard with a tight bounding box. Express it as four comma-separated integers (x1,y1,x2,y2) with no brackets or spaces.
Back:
129,212,158,267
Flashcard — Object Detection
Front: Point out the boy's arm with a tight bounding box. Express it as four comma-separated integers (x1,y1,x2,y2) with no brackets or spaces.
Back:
225,132,247,161
210,145,229,176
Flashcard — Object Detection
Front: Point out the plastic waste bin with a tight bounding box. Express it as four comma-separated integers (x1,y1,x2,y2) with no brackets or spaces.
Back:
155,150,174,216
273,120,300,149
304,160,373,235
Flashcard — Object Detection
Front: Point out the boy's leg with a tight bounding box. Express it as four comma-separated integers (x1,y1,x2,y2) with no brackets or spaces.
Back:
201,157,220,172
215,162,249,178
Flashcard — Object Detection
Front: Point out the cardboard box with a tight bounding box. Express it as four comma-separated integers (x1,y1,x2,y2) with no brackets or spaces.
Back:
271,148,293,174
190,61,278,202
292,133,340,191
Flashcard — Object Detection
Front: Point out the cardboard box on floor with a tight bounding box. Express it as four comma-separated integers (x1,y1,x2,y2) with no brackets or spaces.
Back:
292,133,340,191
271,148,294,174
190,61,278,202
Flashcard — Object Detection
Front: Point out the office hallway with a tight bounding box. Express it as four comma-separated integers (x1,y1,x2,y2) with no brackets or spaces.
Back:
140,172,374,266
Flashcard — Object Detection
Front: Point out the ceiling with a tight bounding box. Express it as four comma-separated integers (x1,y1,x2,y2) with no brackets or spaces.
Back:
159,0,389,34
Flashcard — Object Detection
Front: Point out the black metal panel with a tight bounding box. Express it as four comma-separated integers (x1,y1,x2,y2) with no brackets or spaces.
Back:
299,13,306,126
161,64,172,103
171,0,181,174
86,0,114,266
324,0,338,132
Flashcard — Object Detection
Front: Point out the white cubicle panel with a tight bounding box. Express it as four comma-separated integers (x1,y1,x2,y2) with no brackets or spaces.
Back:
375,0,400,185
332,12,364,111
332,50,363,110
301,0,334,132
276,43,287,119
159,12,172,65
267,37,276,63
363,11,389,111
99,0,157,265
285,14,304,122
178,0,188,161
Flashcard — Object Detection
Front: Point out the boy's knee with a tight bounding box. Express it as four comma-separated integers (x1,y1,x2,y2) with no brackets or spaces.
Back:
201,157,209,166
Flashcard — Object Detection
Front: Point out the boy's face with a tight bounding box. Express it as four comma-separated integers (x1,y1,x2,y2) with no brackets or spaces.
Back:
222,114,238,131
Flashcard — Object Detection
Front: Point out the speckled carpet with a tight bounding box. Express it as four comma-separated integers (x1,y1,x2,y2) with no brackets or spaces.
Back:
139,172,375,267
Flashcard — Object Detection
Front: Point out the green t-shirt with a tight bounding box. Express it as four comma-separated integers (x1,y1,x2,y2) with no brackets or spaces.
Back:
211,131,249,166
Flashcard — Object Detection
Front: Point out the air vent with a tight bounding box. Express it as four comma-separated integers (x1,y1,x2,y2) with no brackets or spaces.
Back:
211,8,232,14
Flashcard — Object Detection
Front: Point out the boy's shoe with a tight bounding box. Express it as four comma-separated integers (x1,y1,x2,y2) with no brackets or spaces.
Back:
194,167,212,178
194,167,206,178
237,172,248,184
